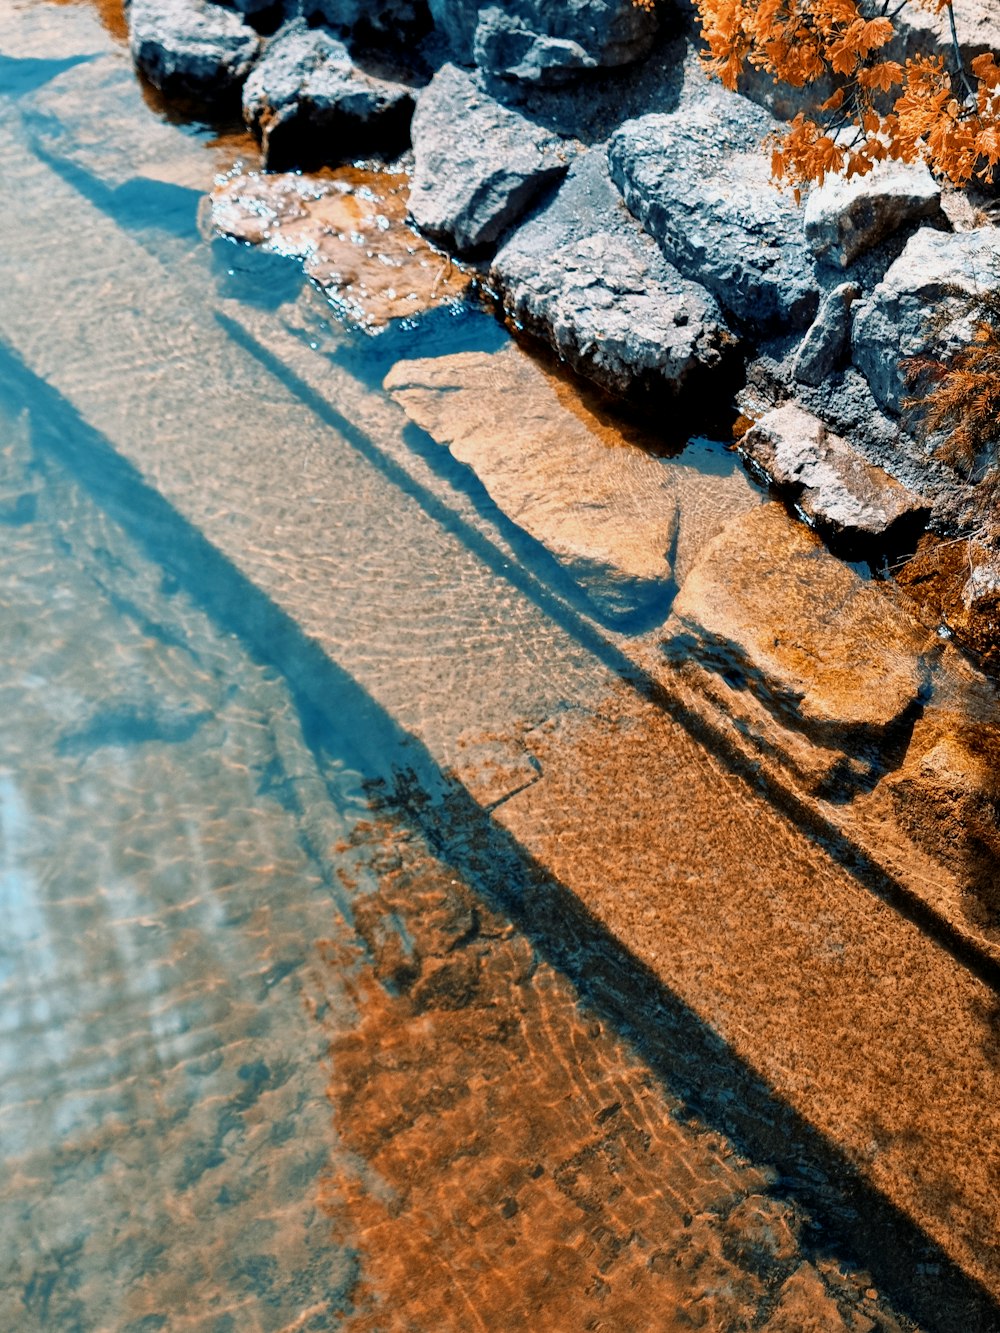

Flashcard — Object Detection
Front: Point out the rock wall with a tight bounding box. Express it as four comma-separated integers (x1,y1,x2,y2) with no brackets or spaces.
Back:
126,0,1000,648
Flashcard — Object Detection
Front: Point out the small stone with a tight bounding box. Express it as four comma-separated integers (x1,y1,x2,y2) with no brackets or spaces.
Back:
408,63,572,252
741,402,930,556
804,161,943,269
792,283,861,387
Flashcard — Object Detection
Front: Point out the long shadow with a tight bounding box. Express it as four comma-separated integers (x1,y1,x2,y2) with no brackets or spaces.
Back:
1,337,999,1332
219,312,1000,999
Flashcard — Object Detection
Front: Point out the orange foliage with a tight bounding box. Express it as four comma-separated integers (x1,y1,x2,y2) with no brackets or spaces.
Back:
689,0,1000,190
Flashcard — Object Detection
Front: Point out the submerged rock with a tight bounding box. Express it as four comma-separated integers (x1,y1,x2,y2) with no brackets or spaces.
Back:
741,402,930,556
243,21,417,169
211,166,470,328
428,0,657,82
791,282,860,388
852,225,1000,415
408,64,572,253
804,161,943,270
384,343,680,621
491,148,736,401
896,535,1000,674
665,502,934,758
128,0,261,104
763,1264,849,1333
608,95,819,333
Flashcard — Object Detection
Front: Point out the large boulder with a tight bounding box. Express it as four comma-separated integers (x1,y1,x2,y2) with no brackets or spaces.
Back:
384,343,680,622
852,226,1000,415
408,63,572,252
740,402,930,556
242,21,417,169
127,0,261,104
490,147,736,400
664,502,934,760
791,281,860,387
804,160,943,270
427,0,657,83
608,96,819,333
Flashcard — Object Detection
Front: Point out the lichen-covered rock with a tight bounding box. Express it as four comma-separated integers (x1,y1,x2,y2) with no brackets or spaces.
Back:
428,0,657,82
127,0,260,104
665,502,934,756
242,21,416,169
384,343,680,621
804,160,943,269
408,63,572,252
741,402,930,556
608,98,818,333
852,226,1000,415
792,282,860,387
491,148,736,400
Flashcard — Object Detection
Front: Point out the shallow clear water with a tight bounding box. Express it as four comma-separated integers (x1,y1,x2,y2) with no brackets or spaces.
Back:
0,2,982,1330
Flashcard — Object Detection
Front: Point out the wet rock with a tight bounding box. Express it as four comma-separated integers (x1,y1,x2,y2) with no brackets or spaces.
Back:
242,21,416,169
896,535,1000,674
408,63,572,252
127,0,261,105
428,0,657,82
792,282,861,388
608,95,819,333
303,0,430,43
491,148,736,400
665,503,934,755
211,166,470,329
764,1263,849,1332
852,225,1000,415
384,343,680,621
721,1195,801,1277
741,403,930,556
887,709,1000,921
804,161,943,270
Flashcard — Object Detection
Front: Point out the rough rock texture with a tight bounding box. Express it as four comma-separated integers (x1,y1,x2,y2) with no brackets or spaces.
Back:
896,534,1000,674
741,403,930,556
804,161,943,269
763,1264,850,1333
242,21,416,169
665,503,934,756
408,63,572,252
302,0,430,42
792,282,860,387
384,344,680,621
428,0,657,82
890,0,1000,67
491,148,736,400
888,708,1000,921
852,225,1000,415
608,95,819,333
211,166,470,328
128,0,260,104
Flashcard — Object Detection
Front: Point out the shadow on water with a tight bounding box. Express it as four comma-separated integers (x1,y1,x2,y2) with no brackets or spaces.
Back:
1,340,999,1333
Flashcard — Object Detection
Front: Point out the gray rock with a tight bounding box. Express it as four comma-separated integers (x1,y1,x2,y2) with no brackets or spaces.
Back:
608,96,819,333
384,343,679,621
804,161,944,269
491,147,737,399
242,21,416,169
302,0,430,41
852,226,1000,415
408,63,572,252
127,0,261,104
792,282,860,387
741,402,930,555
428,0,657,82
